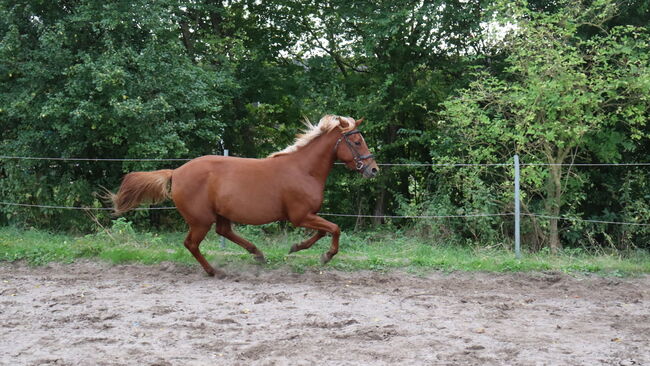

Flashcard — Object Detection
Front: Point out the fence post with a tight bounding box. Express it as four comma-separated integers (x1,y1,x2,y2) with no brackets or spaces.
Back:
514,154,521,259
220,149,229,249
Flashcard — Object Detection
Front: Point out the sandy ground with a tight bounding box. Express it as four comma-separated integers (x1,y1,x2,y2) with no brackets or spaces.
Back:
0,261,649,366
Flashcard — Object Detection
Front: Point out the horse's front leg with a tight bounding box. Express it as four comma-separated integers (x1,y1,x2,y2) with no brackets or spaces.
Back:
294,214,340,264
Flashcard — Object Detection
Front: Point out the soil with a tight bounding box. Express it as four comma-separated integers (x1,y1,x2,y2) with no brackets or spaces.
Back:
1,261,648,366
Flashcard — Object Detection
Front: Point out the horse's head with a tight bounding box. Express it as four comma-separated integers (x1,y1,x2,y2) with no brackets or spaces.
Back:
334,117,379,178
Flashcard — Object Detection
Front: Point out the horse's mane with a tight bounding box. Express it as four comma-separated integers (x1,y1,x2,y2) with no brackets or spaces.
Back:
268,115,355,158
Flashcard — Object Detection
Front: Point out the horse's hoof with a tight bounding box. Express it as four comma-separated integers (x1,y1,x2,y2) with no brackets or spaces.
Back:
207,268,227,278
289,244,299,254
320,252,333,265
214,269,228,279
254,255,267,264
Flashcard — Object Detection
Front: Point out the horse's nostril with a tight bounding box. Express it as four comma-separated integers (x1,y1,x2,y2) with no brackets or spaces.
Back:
371,168,378,174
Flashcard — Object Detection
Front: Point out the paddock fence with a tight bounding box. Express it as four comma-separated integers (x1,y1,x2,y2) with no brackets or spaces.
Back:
1,154,649,258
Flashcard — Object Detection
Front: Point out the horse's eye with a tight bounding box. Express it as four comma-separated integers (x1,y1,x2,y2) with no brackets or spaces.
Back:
354,141,361,146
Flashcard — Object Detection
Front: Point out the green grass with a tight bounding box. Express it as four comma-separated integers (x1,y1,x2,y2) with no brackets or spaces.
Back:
1,224,649,276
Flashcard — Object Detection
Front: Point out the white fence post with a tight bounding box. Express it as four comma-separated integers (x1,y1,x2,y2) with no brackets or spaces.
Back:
514,154,521,259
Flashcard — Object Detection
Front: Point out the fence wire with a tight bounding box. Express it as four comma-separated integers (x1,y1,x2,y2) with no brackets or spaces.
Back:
319,212,513,219
0,156,190,162
525,213,650,227
1,155,649,227
0,202,511,220
3,155,649,167
521,163,650,167
0,155,510,167
1,202,647,227
0,202,174,211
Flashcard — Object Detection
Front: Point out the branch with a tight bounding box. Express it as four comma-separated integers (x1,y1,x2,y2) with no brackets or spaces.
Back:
179,19,195,58
561,146,579,196
304,22,369,75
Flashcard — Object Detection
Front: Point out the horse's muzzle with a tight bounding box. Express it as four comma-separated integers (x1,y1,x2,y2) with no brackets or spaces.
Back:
361,163,379,178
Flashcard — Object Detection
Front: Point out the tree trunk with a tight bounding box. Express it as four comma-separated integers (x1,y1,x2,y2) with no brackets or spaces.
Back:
521,200,545,251
179,20,194,56
546,163,563,253
371,123,399,226
209,10,223,35
354,194,365,230
372,189,386,226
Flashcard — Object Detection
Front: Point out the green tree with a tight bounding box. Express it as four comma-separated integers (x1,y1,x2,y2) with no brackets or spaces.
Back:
0,0,234,230
440,0,650,252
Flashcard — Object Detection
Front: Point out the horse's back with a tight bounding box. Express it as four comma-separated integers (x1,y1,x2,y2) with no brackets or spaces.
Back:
173,155,281,186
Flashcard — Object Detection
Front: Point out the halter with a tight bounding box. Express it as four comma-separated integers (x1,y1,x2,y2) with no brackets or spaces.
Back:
333,130,375,173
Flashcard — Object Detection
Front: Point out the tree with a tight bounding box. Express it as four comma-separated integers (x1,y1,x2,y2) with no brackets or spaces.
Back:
0,0,234,230
440,0,650,252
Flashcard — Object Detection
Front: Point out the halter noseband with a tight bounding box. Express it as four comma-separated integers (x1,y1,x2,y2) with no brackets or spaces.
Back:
333,130,375,173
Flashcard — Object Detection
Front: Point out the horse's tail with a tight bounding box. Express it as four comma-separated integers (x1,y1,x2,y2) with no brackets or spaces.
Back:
110,169,174,215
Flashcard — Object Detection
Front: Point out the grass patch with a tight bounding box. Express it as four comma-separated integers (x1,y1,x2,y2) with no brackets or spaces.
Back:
1,224,649,276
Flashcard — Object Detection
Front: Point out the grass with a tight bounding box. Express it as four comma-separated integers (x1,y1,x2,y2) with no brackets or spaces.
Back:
1,222,649,276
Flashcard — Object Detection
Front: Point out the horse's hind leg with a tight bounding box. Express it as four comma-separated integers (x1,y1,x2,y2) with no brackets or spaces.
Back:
216,216,266,263
184,224,223,277
289,230,326,253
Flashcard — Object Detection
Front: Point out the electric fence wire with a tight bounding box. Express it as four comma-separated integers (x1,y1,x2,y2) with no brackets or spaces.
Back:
1,155,649,226
1,202,647,227
3,155,649,167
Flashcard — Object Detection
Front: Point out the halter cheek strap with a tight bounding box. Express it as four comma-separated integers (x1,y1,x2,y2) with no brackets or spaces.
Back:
333,130,375,172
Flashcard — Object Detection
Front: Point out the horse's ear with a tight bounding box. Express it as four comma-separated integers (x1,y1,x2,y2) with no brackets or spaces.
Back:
337,116,351,129
355,117,365,126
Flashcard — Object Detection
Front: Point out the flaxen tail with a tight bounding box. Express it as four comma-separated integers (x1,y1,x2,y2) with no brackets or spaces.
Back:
110,169,173,215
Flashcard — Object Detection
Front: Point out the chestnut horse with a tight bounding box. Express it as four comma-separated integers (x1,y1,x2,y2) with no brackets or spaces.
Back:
110,115,378,276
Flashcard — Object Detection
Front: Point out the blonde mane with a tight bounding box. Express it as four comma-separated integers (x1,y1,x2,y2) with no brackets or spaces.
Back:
268,115,355,158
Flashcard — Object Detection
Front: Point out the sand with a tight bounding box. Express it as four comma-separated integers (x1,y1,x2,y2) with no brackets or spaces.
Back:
1,261,648,365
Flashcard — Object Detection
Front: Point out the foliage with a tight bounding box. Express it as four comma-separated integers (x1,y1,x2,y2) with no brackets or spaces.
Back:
439,0,650,251
1,0,649,253
0,0,234,230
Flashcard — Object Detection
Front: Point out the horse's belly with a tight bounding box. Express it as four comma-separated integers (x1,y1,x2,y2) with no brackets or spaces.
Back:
213,186,286,225
226,212,284,225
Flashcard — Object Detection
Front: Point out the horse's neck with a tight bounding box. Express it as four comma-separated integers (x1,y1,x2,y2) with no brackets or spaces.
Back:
285,131,337,183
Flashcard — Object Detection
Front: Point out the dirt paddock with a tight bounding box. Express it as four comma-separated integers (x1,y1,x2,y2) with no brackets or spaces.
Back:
1,261,648,366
